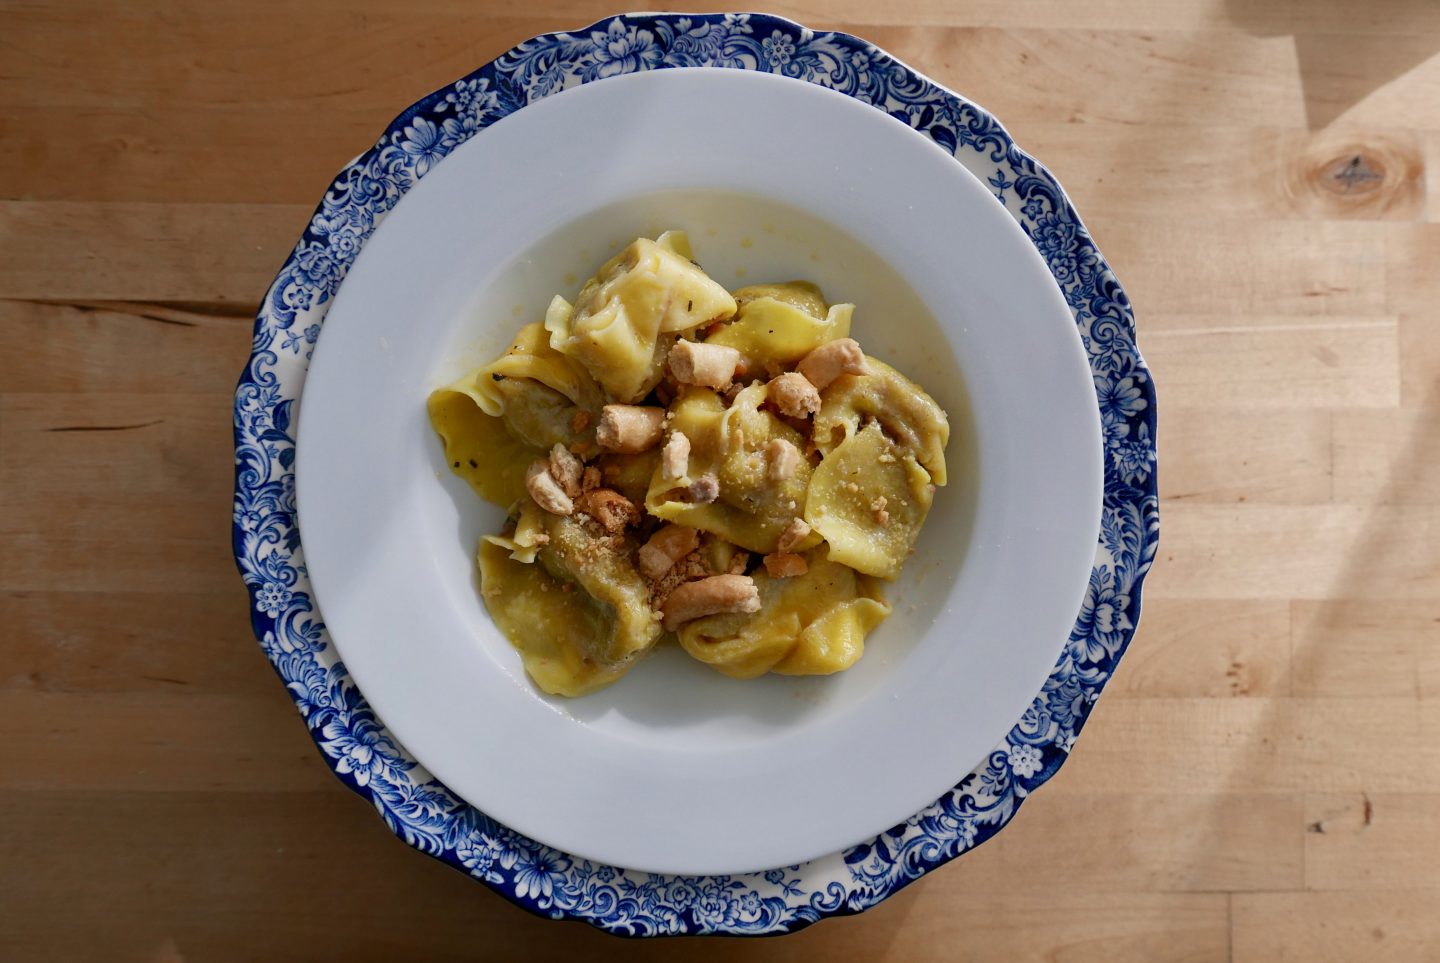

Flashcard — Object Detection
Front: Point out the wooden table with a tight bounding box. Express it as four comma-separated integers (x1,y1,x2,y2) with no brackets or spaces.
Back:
4,2,1438,959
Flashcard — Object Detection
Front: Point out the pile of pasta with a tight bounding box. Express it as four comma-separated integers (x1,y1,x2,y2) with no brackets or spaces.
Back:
428,232,950,696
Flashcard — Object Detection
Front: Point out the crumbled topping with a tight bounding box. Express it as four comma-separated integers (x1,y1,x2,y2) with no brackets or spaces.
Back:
767,372,821,418
638,524,701,580
524,460,574,516
661,574,761,631
871,495,889,525
576,488,640,533
596,404,667,453
763,553,808,578
776,517,811,553
549,443,584,499
669,340,741,389
766,438,802,482
662,431,691,481
796,338,870,391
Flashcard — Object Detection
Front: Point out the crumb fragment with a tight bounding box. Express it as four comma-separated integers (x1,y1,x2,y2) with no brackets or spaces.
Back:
797,338,870,391
877,452,896,464
669,340,741,389
845,481,859,493
767,372,821,418
870,495,889,525
661,574,761,630
581,466,602,493
548,443,584,499
524,460,573,516
576,488,640,533
638,524,701,580
662,431,691,481
763,553,808,578
766,438,802,482
726,550,751,575
570,409,592,433
776,517,811,553
596,404,666,453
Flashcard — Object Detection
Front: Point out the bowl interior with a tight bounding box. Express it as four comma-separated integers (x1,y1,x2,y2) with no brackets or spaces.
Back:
296,68,1101,875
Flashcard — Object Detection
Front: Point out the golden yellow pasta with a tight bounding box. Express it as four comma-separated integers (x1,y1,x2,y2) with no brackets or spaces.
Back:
428,232,951,696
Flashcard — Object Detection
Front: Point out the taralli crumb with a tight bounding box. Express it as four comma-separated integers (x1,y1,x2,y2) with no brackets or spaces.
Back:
871,495,889,525
776,517,811,553
638,524,701,579
797,337,870,391
661,574,761,631
669,339,741,389
877,452,896,464
726,551,751,575
524,460,574,516
570,409,592,433
581,466,602,492
661,431,691,481
596,404,666,453
767,372,821,418
549,443,584,499
577,488,639,533
766,438,802,482
763,553,808,578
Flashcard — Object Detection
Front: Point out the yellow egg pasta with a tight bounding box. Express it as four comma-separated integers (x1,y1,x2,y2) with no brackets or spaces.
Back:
428,232,950,696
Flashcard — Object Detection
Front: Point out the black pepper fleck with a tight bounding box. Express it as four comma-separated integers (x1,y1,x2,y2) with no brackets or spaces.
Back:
468,459,478,469
687,299,693,311
452,461,460,468
491,373,505,381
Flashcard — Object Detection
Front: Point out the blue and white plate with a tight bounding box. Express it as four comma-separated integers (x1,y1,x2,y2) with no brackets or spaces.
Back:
233,13,1158,936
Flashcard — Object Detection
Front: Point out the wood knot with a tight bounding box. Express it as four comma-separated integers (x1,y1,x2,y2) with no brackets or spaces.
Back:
1288,134,1423,219
1323,153,1385,195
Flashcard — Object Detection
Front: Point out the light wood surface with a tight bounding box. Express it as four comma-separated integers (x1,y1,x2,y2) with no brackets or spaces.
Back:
3,1,1438,959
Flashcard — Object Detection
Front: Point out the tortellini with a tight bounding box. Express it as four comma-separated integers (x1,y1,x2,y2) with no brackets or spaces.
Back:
644,383,813,554
544,232,737,402
805,422,935,579
705,295,853,375
679,550,890,678
428,232,951,697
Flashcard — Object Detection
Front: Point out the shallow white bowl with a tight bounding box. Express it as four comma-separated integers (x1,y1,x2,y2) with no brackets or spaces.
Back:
295,66,1101,875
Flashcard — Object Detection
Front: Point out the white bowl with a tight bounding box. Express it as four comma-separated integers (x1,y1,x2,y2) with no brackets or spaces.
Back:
294,66,1101,875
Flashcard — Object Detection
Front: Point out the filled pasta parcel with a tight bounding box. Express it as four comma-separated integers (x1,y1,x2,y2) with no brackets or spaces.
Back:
428,231,949,696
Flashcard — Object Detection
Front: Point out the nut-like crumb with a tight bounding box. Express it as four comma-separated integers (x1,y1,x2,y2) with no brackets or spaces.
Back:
524,460,573,516
776,517,811,553
662,431,691,482
638,524,701,580
596,404,666,453
766,438,802,482
669,339,741,389
661,574,761,631
797,338,870,391
576,488,639,533
549,443,584,498
763,553,808,578
767,372,821,418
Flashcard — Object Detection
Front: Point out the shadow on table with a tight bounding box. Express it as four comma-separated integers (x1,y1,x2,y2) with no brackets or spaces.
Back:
1224,0,1440,129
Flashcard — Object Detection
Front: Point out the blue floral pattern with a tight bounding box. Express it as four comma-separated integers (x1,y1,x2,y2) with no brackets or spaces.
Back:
233,13,1158,936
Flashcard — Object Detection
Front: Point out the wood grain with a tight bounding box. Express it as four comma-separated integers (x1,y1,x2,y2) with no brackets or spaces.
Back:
2,0,1438,959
